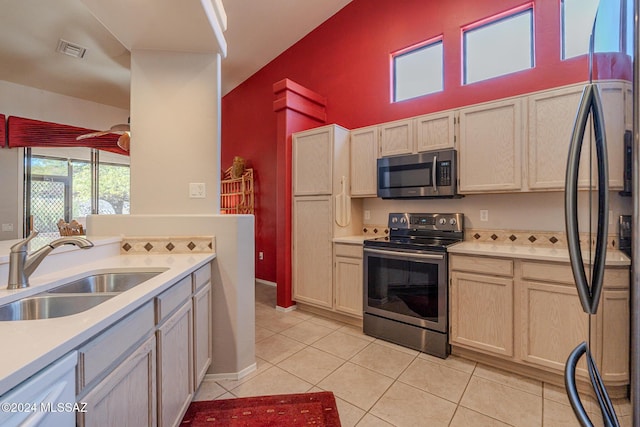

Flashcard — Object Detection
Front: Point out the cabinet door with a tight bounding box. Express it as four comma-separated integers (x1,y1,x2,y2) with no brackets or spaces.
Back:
334,255,363,317
527,86,593,190
597,290,629,383
380,119,413,156
415,111,456,152
458,99,523,192
350,126,378,197
450,271,513,357
292,196,333,308
520,281,590,378
599,82,626,190
80,336,156,427
193,282,212,389
293,127,333,195
157,301,193,427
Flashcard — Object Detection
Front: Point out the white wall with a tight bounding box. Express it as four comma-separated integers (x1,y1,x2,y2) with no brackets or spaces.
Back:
363,191,633,233
129,50,221,215
0,80,130,240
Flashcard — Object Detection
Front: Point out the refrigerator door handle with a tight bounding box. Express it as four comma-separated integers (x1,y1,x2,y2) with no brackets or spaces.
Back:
565,342,620,427
564,83,609,314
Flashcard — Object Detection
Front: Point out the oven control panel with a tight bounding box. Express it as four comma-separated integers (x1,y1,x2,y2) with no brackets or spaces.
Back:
389,213,464,232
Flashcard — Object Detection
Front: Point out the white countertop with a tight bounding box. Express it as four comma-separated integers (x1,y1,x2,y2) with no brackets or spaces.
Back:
448,241,631,266
332,235,369,244
0,248,215,395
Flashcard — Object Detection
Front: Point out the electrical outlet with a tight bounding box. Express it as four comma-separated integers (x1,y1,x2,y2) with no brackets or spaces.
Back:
1,223,13,232
364,210,371,220
259,251,264,260
609,210,613,225
480,210,489,222
189,183,206,198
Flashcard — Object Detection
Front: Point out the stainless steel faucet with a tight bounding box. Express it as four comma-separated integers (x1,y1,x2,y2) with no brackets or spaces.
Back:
7,231,94,289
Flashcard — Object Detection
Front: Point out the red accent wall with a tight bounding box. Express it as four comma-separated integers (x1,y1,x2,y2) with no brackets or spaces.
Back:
221,0,590,283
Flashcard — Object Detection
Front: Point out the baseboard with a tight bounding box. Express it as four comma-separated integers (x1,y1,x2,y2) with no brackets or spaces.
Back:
255,279,276,287
204,362,257,381
276,304,297,313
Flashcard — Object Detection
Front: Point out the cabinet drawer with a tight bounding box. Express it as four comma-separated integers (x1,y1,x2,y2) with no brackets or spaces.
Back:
521,261,629,288
334,243,363,258
521,261,574,285
450,255,513,277
156,276,192,323
193,264,211,292
77,301,154,392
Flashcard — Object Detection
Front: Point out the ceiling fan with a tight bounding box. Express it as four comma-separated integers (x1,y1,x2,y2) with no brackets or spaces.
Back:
76,123,130,151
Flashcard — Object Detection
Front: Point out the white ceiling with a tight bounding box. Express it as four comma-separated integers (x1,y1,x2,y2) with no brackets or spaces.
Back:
0,0,351,110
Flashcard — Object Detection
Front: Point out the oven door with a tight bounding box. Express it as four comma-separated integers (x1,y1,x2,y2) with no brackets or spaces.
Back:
363,246,447,333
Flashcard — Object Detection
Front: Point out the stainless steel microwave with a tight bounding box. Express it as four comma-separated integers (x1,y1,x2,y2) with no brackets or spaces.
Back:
377,149,458,199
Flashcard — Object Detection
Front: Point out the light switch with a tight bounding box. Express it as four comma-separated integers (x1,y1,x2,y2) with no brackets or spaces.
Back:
189,183,206,198
480,210,489,222
1,223,13,232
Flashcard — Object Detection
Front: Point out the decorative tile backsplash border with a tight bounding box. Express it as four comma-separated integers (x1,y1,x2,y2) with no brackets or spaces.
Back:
121,236,216,254
361,225,618,250
362,225,389,236
466,229,618,250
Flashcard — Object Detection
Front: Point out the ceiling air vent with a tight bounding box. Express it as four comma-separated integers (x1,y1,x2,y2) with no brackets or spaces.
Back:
56,39,87,59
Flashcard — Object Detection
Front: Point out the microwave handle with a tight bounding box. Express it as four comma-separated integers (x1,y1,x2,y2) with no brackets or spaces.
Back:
432,155,437,192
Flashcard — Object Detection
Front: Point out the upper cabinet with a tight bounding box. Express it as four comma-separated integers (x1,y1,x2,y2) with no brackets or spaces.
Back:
527,82,626,191
415,111,456,152
350,125,378,197
293,127,336,195
379,119,414,157
527,85,592,190
458,98,523,193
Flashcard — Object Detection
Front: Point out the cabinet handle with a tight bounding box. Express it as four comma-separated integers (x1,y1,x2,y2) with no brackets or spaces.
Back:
564,83,609,314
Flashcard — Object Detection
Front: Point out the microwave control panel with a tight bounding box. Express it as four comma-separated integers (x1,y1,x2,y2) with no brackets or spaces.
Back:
437,161,452,186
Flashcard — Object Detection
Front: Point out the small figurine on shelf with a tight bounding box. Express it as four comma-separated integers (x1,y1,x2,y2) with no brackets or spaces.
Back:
231,156,245,178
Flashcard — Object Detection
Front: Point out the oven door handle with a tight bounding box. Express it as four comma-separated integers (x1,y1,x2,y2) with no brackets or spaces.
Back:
364,247,445,260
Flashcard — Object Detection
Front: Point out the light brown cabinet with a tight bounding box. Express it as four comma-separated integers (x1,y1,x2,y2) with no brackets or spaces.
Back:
350,126,378,197
415,110,456,152
450,271,514,357
292,125,363,316
293,196,334,309
449,254,630,395
458,98,523,193
379,119,413,156
333,242,363,318
293,127,334,196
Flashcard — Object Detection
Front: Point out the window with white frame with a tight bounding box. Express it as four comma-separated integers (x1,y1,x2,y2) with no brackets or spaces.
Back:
463,6,534,84
392,38,443,102
561,0,599,59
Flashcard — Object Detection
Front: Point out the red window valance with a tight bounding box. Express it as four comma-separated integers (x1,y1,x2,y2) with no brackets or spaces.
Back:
0,114,5,147
7,116,128,156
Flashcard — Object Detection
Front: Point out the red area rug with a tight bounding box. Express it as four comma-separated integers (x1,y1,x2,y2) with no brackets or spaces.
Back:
180,391,341,426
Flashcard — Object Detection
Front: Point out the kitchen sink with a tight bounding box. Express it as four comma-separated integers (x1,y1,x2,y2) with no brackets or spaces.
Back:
47,270,166,294
0,294,115,321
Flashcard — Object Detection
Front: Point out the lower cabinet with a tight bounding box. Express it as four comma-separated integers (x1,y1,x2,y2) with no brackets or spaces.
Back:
334,242,363,317
449,254,630,394
157,301,193,427
450,271,513,357
80,336,156,427
75,262,212,427
192,266,212,387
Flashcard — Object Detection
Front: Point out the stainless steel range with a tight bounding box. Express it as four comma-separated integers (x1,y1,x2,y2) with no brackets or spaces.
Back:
363,213,464,358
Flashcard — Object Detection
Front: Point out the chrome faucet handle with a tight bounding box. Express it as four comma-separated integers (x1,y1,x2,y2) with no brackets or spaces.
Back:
9,231,39,253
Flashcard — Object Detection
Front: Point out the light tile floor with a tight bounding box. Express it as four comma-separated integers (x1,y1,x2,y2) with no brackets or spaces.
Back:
194,282,632,426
